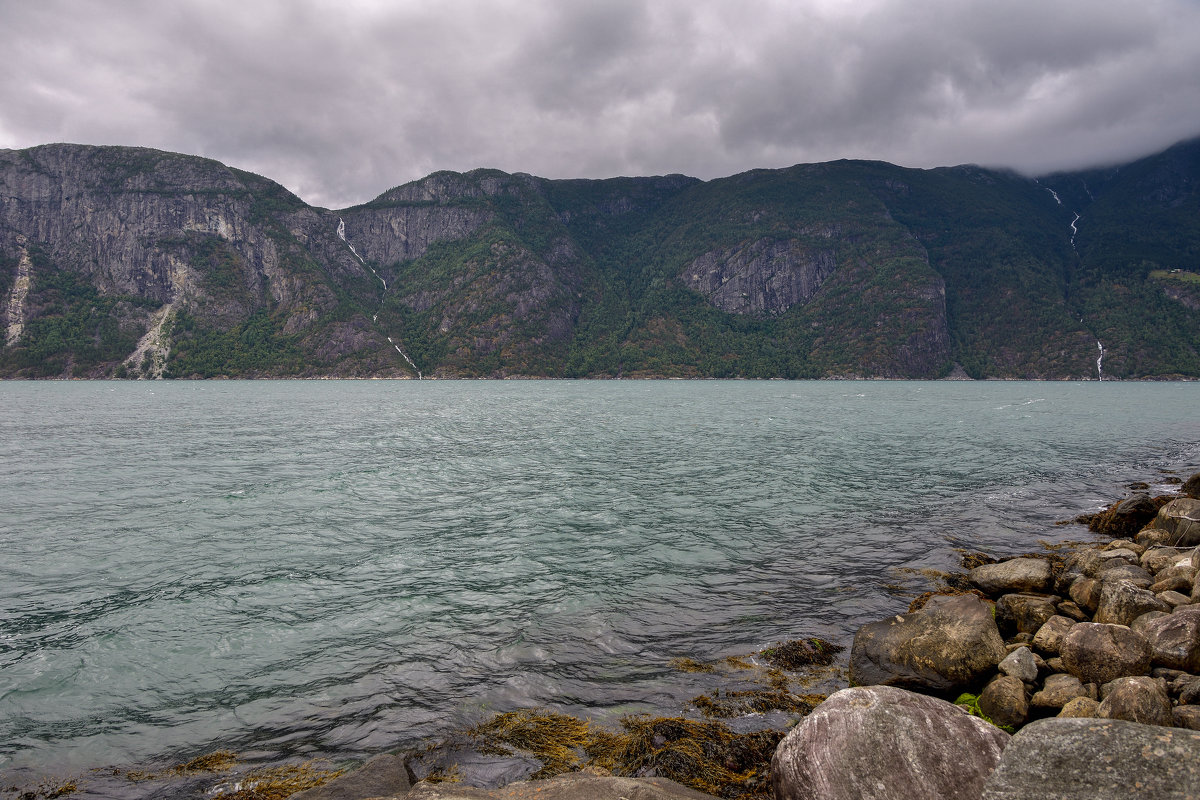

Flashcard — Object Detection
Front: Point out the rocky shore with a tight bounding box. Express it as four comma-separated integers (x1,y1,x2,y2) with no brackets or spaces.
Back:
266,470,1200,800
18,472,1198,800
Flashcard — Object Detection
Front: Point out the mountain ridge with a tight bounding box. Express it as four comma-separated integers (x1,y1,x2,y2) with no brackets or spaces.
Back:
2,137,1198,380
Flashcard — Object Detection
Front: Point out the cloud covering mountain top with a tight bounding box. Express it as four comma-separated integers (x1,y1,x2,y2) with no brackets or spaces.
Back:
3,0,1199,209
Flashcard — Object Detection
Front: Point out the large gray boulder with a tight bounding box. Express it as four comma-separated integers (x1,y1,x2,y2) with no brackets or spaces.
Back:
1140,605,1200,671
849,594,1007,692
1060,623,1152,685
771,686,1009,800
1152,497,1200,547
980,718,1200,799
1093,580,1170,625
1096,676,1173,726
291,753,411,800
970,559,1053,594
407,773,719,800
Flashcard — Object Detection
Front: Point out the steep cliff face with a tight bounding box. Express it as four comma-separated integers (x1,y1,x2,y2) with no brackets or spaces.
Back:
1,140,1197,380
682,237,837,315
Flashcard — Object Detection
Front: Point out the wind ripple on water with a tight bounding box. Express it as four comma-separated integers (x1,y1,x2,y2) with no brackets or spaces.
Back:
0,379,1197,788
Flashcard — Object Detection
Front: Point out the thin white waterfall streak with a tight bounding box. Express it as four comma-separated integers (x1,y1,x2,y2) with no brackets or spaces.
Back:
1096,340,1105,381
388,337,423,379
337,218,387,290
1038,181,1062,205
337,219,422,378
1069,213,1080,252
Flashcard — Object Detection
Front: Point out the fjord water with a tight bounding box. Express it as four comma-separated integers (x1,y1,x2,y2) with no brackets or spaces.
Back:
2,380,1198,787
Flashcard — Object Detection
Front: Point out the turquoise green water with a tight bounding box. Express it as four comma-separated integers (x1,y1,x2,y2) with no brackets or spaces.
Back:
1,380,1197,794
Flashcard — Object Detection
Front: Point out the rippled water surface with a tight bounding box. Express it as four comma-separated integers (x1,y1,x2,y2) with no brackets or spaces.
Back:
1,380,1198,792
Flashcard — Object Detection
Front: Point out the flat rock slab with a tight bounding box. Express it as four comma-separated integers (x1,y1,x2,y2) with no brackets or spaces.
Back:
406,773,719,800
771,685,1009,800
291,753,411,800
981,717,1200,799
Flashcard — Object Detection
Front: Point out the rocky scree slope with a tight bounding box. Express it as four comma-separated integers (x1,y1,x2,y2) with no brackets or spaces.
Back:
2,138,1199,379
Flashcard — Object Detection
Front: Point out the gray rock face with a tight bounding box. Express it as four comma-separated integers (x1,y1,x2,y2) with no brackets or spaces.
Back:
1060,623,1152,685
1031,673,1087,709
1094,580,1171,625
980,718,1200,799
848,594,1007,691
1152,498,1200,547
997,647,1038,682
407,773,720,800
1096,676,1173,726
1032,615,1077,655
681,237,836,315
970,558,1053,594
290,753,411,800
1183,471,1200,499
1140,605,1200,671
978,675,1028,729
771,686,1009,800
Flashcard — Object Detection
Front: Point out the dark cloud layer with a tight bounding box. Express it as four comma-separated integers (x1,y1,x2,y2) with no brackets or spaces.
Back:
2,0,1199,208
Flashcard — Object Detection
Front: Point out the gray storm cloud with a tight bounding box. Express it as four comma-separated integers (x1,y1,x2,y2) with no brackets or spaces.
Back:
2,0,1198,208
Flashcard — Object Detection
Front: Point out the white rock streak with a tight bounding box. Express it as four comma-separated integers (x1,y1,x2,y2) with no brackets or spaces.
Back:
337,219,423,378
337,218,387,291
387,337,422,379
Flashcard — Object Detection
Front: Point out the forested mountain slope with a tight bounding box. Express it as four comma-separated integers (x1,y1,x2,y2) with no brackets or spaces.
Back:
2,138,1198,379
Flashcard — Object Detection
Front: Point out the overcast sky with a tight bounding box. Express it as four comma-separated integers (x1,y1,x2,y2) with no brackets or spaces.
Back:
3,0,1199,209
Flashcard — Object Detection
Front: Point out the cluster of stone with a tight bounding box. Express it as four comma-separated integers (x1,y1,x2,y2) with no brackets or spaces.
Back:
770,473,1200,800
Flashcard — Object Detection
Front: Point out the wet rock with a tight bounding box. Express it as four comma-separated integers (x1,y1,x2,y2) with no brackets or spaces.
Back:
997,593,1059,635
1057,696,1100,718
1061,623,1152,685
1181,678,1200,705
291,753,411,800
1031,616,1076,655
1068,577,1102,613
407,773,719,800
978,675,1028,729
1151,497,1200,547
1103,539,1145,555
770,686,1009,800
1094,580,1170,626
1183,471,1200,499
848,594,1007,692
1096,676,1173,726
997,647,1038,682
1175,706,1200,731
1086,494,1164,538
1031,673,1087,709
1140,606,1200,671
970,559,1052,594
979,718,1200,799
